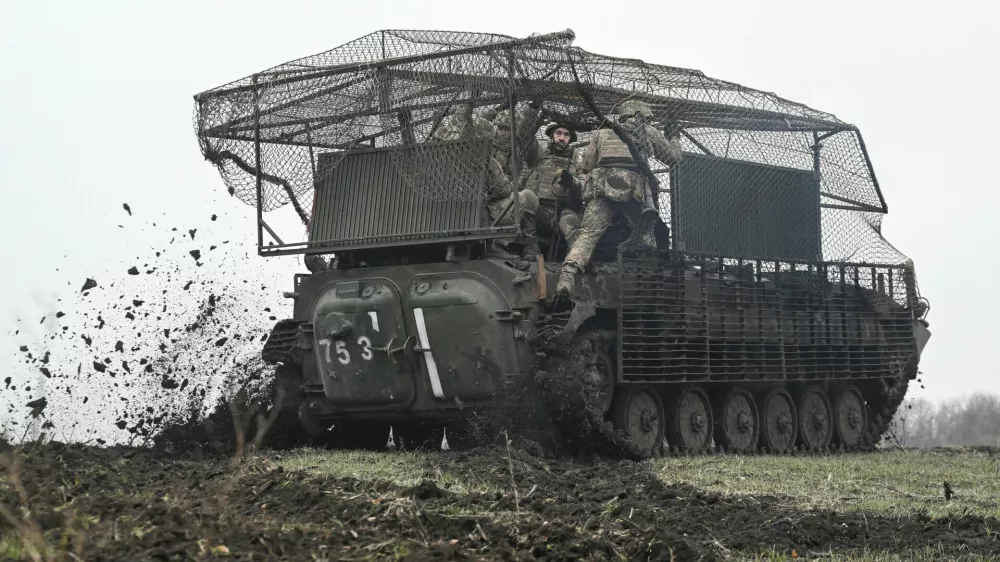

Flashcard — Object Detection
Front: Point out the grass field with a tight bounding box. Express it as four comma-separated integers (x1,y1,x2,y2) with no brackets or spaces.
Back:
276,446,1000,560
3,443,999,560
281,447,1000,520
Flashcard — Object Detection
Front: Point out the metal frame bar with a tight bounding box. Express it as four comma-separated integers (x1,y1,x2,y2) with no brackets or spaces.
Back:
677,252,908,273
817,129,841,142
224,94,508,135
821,203,877,212
259,227,519,257
680,129,714,156
260,219,284,245
819,190,884,213
214,111,446,151
507,48,520,235
194,29,576,102
812,131,824,261
253,77,264,254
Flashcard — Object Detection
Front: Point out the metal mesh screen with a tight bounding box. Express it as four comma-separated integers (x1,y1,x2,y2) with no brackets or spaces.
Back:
617,252,917,384
193,28,908,268
673,153,821,261
308,141,490,249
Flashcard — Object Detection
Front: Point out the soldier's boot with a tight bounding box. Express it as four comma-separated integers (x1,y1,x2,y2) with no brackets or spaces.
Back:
555,263,581,298
484,240,520,260
500,215,539,259
304,254,329,273
621,206,659,253
636,207,659,249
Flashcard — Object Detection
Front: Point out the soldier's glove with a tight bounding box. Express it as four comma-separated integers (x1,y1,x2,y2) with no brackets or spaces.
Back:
553,168,573,187
551,168,575,195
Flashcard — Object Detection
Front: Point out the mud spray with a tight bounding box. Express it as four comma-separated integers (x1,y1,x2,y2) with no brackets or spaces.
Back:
3,203,293,452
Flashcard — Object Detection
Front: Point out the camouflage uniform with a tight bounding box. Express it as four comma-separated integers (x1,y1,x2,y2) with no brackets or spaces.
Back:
433,104,539,258
556,100,683,296
516,107,586,252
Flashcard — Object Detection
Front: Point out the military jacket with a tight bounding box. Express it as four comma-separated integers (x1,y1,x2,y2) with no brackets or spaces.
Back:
580,122,683,174
520,148,580,201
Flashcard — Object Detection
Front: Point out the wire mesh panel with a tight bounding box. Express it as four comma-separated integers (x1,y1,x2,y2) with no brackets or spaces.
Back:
672,153,821,261
308,139,494,250
617,252,918,384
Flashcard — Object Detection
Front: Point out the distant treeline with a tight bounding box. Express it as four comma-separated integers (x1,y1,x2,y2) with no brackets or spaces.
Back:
886,393,1000,448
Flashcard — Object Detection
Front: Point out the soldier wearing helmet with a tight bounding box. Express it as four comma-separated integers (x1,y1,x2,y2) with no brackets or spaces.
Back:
555,98,683,298
432,103,540,259
515,101,587,256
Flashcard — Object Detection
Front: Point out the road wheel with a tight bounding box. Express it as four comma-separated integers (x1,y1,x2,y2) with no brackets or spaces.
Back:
712,387,759,453
795,386,833,450
610,385,665,459
757,387,798,453
832,385,867,448
666,386,713,453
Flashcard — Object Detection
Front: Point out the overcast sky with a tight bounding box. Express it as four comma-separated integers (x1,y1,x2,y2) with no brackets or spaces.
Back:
2,0,998,432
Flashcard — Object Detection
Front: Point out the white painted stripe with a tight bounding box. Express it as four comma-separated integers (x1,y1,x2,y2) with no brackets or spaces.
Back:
368,311,380,332
413,308,445,399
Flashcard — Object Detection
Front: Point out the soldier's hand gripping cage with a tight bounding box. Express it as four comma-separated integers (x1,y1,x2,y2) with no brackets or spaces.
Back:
193,27,923,313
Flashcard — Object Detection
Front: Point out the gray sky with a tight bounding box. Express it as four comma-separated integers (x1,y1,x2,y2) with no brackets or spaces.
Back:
2,0,998,430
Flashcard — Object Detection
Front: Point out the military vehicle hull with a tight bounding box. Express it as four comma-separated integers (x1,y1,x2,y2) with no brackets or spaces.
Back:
261,251,930,458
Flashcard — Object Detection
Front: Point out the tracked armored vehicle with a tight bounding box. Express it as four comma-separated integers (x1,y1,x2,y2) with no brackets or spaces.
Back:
194,29,932,458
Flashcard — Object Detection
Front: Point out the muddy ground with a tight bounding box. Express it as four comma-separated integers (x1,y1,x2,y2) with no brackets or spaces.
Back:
2,440,998,561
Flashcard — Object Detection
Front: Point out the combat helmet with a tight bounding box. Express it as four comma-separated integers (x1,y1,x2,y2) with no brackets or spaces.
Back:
543,121,578,143
617,99,654,120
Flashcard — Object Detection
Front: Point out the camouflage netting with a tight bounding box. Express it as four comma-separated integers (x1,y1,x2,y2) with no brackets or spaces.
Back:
194,28,909,267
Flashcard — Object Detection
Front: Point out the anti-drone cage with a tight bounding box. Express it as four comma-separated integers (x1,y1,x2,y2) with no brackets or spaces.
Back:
193,28,905,275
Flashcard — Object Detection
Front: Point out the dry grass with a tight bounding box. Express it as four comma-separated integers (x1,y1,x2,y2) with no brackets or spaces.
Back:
274,447,1000,561
278,448,1000,520
277,447,504,495
745,546,1000,561
653,449,1000,519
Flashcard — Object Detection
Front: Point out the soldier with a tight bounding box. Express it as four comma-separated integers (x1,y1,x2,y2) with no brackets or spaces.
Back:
555,99,683,297
433,103,539,258
515,103,586,256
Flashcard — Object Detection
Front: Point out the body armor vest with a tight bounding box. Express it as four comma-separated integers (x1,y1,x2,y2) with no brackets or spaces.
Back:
523,150,573,201
594,124,651,169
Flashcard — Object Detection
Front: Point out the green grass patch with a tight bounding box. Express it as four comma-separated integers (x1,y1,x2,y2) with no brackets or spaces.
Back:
275,448,1000,521
274,448,503,495
654,450,1000,518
